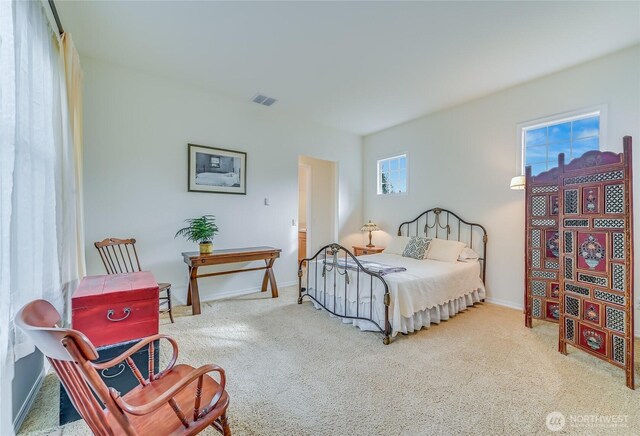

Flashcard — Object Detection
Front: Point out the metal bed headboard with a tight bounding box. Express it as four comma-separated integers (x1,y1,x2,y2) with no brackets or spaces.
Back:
397,207,488,282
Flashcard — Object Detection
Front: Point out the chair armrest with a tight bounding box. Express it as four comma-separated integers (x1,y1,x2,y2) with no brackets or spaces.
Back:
109,364,226,416
91,334,179,377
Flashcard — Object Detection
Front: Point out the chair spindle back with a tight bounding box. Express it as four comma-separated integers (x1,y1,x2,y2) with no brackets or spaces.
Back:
94,238,142,275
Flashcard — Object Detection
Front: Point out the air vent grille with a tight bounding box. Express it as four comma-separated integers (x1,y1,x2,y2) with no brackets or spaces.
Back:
251,93,277,107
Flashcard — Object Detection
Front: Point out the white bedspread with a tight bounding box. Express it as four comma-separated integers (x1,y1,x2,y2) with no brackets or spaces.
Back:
305,253,485,336
195,172,239,187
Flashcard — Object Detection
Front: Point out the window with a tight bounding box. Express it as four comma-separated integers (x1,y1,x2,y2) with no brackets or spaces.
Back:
377,154,407,195
522,110,602,176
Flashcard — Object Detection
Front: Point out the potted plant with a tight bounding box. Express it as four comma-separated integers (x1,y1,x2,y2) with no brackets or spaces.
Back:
175,215,219,254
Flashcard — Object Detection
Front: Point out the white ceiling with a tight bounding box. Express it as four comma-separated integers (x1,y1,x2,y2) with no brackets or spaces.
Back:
56,1,640,136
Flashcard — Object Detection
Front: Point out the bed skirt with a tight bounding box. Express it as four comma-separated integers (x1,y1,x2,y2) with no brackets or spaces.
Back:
312,287,485,337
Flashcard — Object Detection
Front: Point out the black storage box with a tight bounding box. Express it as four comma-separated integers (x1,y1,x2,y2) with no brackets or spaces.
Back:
59,338,160,425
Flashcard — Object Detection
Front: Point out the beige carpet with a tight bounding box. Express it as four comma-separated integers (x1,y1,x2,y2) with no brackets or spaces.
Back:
18,286,640,435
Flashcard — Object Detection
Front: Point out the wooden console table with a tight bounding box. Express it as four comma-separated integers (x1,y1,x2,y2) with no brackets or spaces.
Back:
182,246,281,315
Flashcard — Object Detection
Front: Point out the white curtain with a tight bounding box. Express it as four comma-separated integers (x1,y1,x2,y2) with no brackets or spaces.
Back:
0,1,18,430
58,32,86,296
0,0,84,432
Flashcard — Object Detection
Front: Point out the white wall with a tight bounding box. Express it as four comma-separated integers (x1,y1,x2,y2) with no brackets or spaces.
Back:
82,57,363,303
364,45,640,323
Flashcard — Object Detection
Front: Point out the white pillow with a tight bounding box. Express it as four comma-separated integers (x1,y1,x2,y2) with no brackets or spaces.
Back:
426,238,466,263
384,236,411,255
458,247,480,262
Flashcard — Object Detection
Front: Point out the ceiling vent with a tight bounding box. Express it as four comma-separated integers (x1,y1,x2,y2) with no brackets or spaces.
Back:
251,93,277,107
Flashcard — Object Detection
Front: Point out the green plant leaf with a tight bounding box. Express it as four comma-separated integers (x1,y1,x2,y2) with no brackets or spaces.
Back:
174,215,219,243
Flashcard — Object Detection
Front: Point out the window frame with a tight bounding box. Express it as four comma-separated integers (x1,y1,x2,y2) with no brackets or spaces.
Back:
376,152,409,196
515,105,608,176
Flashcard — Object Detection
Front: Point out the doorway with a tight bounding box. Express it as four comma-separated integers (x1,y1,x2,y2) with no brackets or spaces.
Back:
298,156,337,264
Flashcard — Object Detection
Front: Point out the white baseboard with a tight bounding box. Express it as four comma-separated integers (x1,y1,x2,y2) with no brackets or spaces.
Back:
13,366,46,433
483,297,523,311
172,280,298,305
484,297,640,338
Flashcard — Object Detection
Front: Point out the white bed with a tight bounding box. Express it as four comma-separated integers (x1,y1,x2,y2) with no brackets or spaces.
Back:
298,207,488,343
195,172,239,187
306,252,485,337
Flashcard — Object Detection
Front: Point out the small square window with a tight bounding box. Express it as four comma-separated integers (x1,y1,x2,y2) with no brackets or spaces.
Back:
377,154,407,195
522,110,602,176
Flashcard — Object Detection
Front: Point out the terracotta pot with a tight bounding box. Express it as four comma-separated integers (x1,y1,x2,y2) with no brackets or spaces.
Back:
199,242,213,254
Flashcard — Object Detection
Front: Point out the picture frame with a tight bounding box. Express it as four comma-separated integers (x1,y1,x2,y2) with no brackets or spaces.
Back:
188,143,247,194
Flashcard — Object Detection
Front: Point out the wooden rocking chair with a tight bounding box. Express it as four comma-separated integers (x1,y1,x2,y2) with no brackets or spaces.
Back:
94,237,174,323
16,299,231,435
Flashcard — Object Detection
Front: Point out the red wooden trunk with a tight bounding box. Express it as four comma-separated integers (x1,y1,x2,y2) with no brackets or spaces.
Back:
72,272,159,347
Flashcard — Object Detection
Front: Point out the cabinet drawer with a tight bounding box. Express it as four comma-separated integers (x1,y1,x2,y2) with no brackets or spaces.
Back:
72,298,159,347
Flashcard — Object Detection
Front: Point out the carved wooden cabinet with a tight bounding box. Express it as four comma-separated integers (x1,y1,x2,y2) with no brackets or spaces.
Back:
524,136,635,389
557,139,635,389
524,167,560,326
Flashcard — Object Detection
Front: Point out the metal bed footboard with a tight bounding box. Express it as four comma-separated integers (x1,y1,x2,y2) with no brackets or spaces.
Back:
297,243,392,345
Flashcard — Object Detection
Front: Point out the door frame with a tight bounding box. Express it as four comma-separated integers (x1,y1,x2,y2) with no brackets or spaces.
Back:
299,162,312,259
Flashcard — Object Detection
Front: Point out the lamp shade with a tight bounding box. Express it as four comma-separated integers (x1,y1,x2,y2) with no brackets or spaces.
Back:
510,175,526,190
360,220,380,232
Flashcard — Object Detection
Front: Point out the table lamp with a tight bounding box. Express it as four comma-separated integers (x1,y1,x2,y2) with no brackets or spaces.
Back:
361,220,380,247
510,175,526,190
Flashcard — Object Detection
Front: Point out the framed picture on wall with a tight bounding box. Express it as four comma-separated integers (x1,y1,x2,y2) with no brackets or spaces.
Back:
188,144,247,194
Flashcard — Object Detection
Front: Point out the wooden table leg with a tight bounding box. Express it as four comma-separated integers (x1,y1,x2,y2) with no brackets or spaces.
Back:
266,258,278,298
187,266,193,306
189,266,201,315
261,259,270,292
